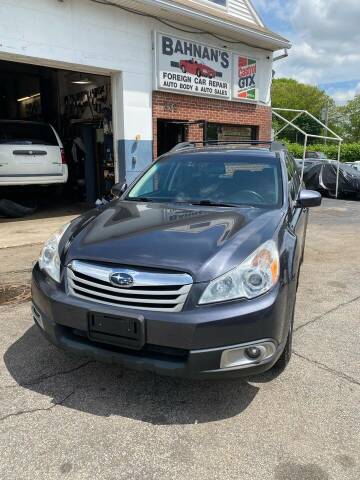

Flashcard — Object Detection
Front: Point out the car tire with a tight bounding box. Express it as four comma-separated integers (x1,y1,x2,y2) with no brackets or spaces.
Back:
272,305,295,373
196,69,201,77
181,66,186,73
0,198,37,218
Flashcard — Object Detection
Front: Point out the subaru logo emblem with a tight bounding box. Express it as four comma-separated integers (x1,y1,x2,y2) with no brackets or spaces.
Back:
110,272,134,288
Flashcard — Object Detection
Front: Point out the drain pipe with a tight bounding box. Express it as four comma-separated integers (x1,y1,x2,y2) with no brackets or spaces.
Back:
273,49,289,62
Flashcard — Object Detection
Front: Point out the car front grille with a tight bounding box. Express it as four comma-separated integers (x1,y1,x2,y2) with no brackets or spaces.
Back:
67,260,193,312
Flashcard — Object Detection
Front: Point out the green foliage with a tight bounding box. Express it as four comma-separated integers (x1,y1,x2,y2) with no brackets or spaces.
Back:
272,78,334,114
335,94,360,142
272,78,337,143
286,142,360,163
271,77,360,147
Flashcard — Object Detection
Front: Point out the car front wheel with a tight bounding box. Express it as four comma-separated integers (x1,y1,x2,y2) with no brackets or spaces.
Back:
181,66,186,73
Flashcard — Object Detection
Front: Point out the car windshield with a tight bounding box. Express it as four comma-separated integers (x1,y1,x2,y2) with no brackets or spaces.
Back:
0,122,58,145
127,151,283,208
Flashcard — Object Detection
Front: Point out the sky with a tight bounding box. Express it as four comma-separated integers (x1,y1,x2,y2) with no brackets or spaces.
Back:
251,0,360,104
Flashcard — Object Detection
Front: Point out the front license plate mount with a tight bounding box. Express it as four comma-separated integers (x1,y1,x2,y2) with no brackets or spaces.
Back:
88,312,145,350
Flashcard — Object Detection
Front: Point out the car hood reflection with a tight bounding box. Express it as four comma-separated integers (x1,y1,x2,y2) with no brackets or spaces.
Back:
65,201,282,282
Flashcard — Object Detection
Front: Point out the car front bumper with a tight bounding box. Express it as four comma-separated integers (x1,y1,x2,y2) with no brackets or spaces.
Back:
31,264,290,379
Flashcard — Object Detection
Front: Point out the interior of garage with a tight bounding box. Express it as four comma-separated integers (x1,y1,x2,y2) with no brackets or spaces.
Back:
0,60,115,216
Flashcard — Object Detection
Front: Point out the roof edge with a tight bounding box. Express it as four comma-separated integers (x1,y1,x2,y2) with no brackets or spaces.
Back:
139,0,291,51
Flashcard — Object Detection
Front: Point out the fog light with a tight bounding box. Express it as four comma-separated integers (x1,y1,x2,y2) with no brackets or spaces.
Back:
220,341,276,369
245,346,261,359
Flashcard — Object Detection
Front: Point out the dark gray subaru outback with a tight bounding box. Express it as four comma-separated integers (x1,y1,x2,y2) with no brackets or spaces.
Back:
31,142,321,378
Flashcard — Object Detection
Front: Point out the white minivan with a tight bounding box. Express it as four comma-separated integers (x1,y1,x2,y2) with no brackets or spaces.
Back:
0,120,68,188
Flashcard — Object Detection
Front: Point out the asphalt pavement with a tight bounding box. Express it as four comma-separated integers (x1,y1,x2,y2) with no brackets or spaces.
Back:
0,198,359,480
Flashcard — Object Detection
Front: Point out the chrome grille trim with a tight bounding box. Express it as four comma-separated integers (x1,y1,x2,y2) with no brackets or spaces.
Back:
67,260,193,312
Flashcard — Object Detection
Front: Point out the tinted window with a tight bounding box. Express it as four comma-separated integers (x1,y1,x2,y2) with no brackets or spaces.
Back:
0,123,58,145
285,153,300,201
128,152,283,208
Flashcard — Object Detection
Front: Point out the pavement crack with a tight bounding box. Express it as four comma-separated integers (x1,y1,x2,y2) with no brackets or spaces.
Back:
293,351,360,387
22,360,94,386
0,390,75,422
0,242,43,250
294,294,360,333
1,360,93,390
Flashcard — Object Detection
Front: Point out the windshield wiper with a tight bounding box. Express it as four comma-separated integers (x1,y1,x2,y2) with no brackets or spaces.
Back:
188,200,239,208
127,197,153,202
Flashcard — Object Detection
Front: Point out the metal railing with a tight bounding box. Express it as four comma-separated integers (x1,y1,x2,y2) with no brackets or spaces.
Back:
272,108,343,198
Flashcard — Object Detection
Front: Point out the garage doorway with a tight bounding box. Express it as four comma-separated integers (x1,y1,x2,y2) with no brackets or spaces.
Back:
157,119,186,156
0,60,115,218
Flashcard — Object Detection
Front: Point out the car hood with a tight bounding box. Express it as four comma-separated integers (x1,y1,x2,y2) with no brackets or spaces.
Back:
64,201,283,283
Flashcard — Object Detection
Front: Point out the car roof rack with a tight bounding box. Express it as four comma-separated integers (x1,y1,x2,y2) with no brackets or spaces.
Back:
170,140,287,153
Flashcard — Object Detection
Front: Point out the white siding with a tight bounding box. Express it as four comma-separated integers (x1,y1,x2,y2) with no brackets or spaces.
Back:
228,0,262,26
189,1,263,26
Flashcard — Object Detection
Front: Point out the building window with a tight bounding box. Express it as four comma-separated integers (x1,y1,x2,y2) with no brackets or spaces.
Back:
199,0,227,9
207,124,258,142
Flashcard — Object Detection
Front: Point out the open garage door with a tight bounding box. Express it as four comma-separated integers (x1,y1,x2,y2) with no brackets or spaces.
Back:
0,60,115,218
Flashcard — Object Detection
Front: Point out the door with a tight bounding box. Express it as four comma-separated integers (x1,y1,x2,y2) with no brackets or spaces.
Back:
157,120,186,157
286,152,308,277
0,121,62,178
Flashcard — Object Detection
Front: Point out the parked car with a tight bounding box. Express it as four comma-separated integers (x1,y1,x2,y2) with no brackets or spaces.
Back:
304,162,360,198
0,120,68,190
295,158,319,170
295,153,337,174
346,161,360,172
32,143,321,379
305,151,330,160
180,59,216,78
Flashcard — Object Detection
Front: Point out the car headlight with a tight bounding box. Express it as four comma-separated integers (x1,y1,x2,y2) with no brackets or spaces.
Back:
38,223,71,283
199,240,280,305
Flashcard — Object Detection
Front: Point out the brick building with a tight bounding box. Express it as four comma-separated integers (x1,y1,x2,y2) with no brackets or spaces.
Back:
153,91,273,158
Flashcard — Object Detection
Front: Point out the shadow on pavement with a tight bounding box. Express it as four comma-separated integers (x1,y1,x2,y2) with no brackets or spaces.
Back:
0,202,87,224
4,324,268,425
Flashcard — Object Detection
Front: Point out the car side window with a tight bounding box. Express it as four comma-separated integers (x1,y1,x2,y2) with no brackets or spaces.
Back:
285,153,300,203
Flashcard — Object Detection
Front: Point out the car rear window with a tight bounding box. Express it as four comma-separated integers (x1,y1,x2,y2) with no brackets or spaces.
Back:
0,123,58,146
128,151,283,208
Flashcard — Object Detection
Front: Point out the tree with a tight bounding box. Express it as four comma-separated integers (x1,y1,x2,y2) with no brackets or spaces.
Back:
271,78,335,143
336,94,360,142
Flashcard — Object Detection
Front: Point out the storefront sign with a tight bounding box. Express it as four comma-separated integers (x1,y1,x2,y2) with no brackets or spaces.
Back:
155,33,231,100
155,33,261,103
232,54,259,101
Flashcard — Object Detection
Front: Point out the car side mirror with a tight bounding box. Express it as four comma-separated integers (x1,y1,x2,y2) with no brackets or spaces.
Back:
296,189,322,208
111,182,127,198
